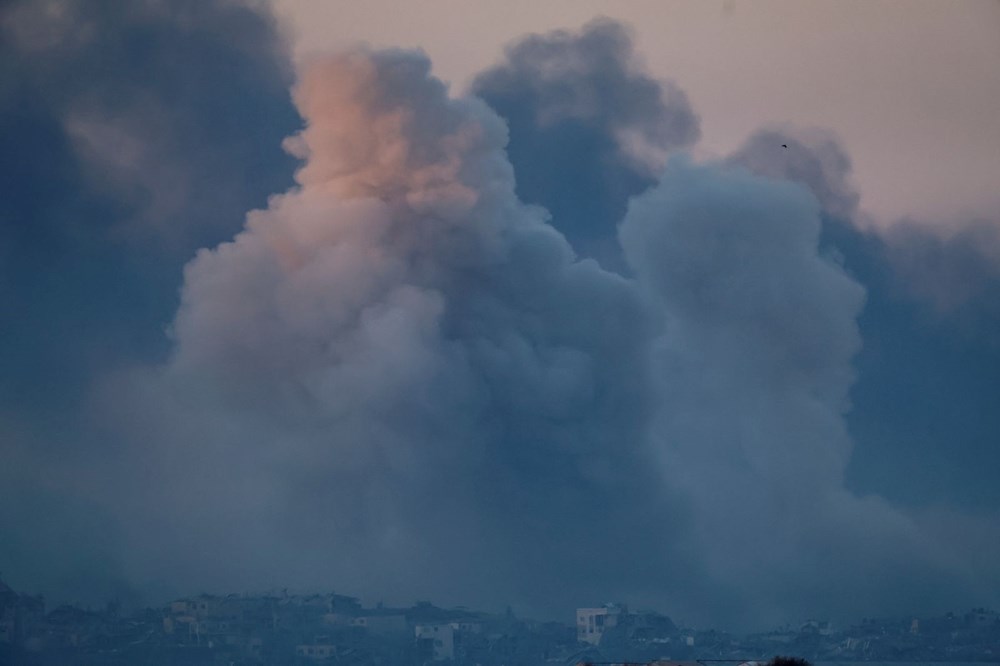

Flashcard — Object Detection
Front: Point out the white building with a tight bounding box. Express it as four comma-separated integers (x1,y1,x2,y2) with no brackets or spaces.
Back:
576,604,626,645
415,623,455,661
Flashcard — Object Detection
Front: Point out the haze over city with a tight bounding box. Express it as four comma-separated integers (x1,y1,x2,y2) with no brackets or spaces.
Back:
1,0,999,636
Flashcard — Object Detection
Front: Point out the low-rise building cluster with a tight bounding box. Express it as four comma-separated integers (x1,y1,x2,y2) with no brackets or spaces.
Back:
0,577,577,665
1,578,997,665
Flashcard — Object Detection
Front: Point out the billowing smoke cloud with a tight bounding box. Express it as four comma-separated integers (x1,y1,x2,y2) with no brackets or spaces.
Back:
0,0,297,602
476,37,999,615
846,218,1000,509
0,0,297,411
883,220,1000,332
727,126,860,219
471,19,699,272
0,0,297,250
104,48,694,615
99,40,999,629
620,158,990,626
4,6,999,630
728,126,1000,512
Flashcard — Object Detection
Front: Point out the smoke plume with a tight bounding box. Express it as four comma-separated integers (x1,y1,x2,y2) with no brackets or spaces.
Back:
102,43,999,628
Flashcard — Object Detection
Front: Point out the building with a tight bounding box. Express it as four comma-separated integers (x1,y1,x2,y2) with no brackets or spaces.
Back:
0,579,44,647
295,642,337,660
576,604,626,645
350,612,410,636
415,622,455,660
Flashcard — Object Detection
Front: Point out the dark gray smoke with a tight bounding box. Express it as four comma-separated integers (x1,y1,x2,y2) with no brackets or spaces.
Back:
0,0,298,604
102,45,999,629
728,126,1000,512
100,48,696,618
620,157,991,626
727,126,860,219
2,8,998,630
884,219,1000,337
471,18,699,272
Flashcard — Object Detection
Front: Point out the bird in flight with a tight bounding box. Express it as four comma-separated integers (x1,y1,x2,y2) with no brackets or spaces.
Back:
781,144,788,148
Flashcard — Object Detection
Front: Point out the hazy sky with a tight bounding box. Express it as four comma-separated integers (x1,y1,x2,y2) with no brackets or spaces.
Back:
273,0,1000,229
1,0,998,632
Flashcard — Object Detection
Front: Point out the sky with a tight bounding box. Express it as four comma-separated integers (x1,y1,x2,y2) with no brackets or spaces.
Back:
273,0,1000,229
1,0,998,631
